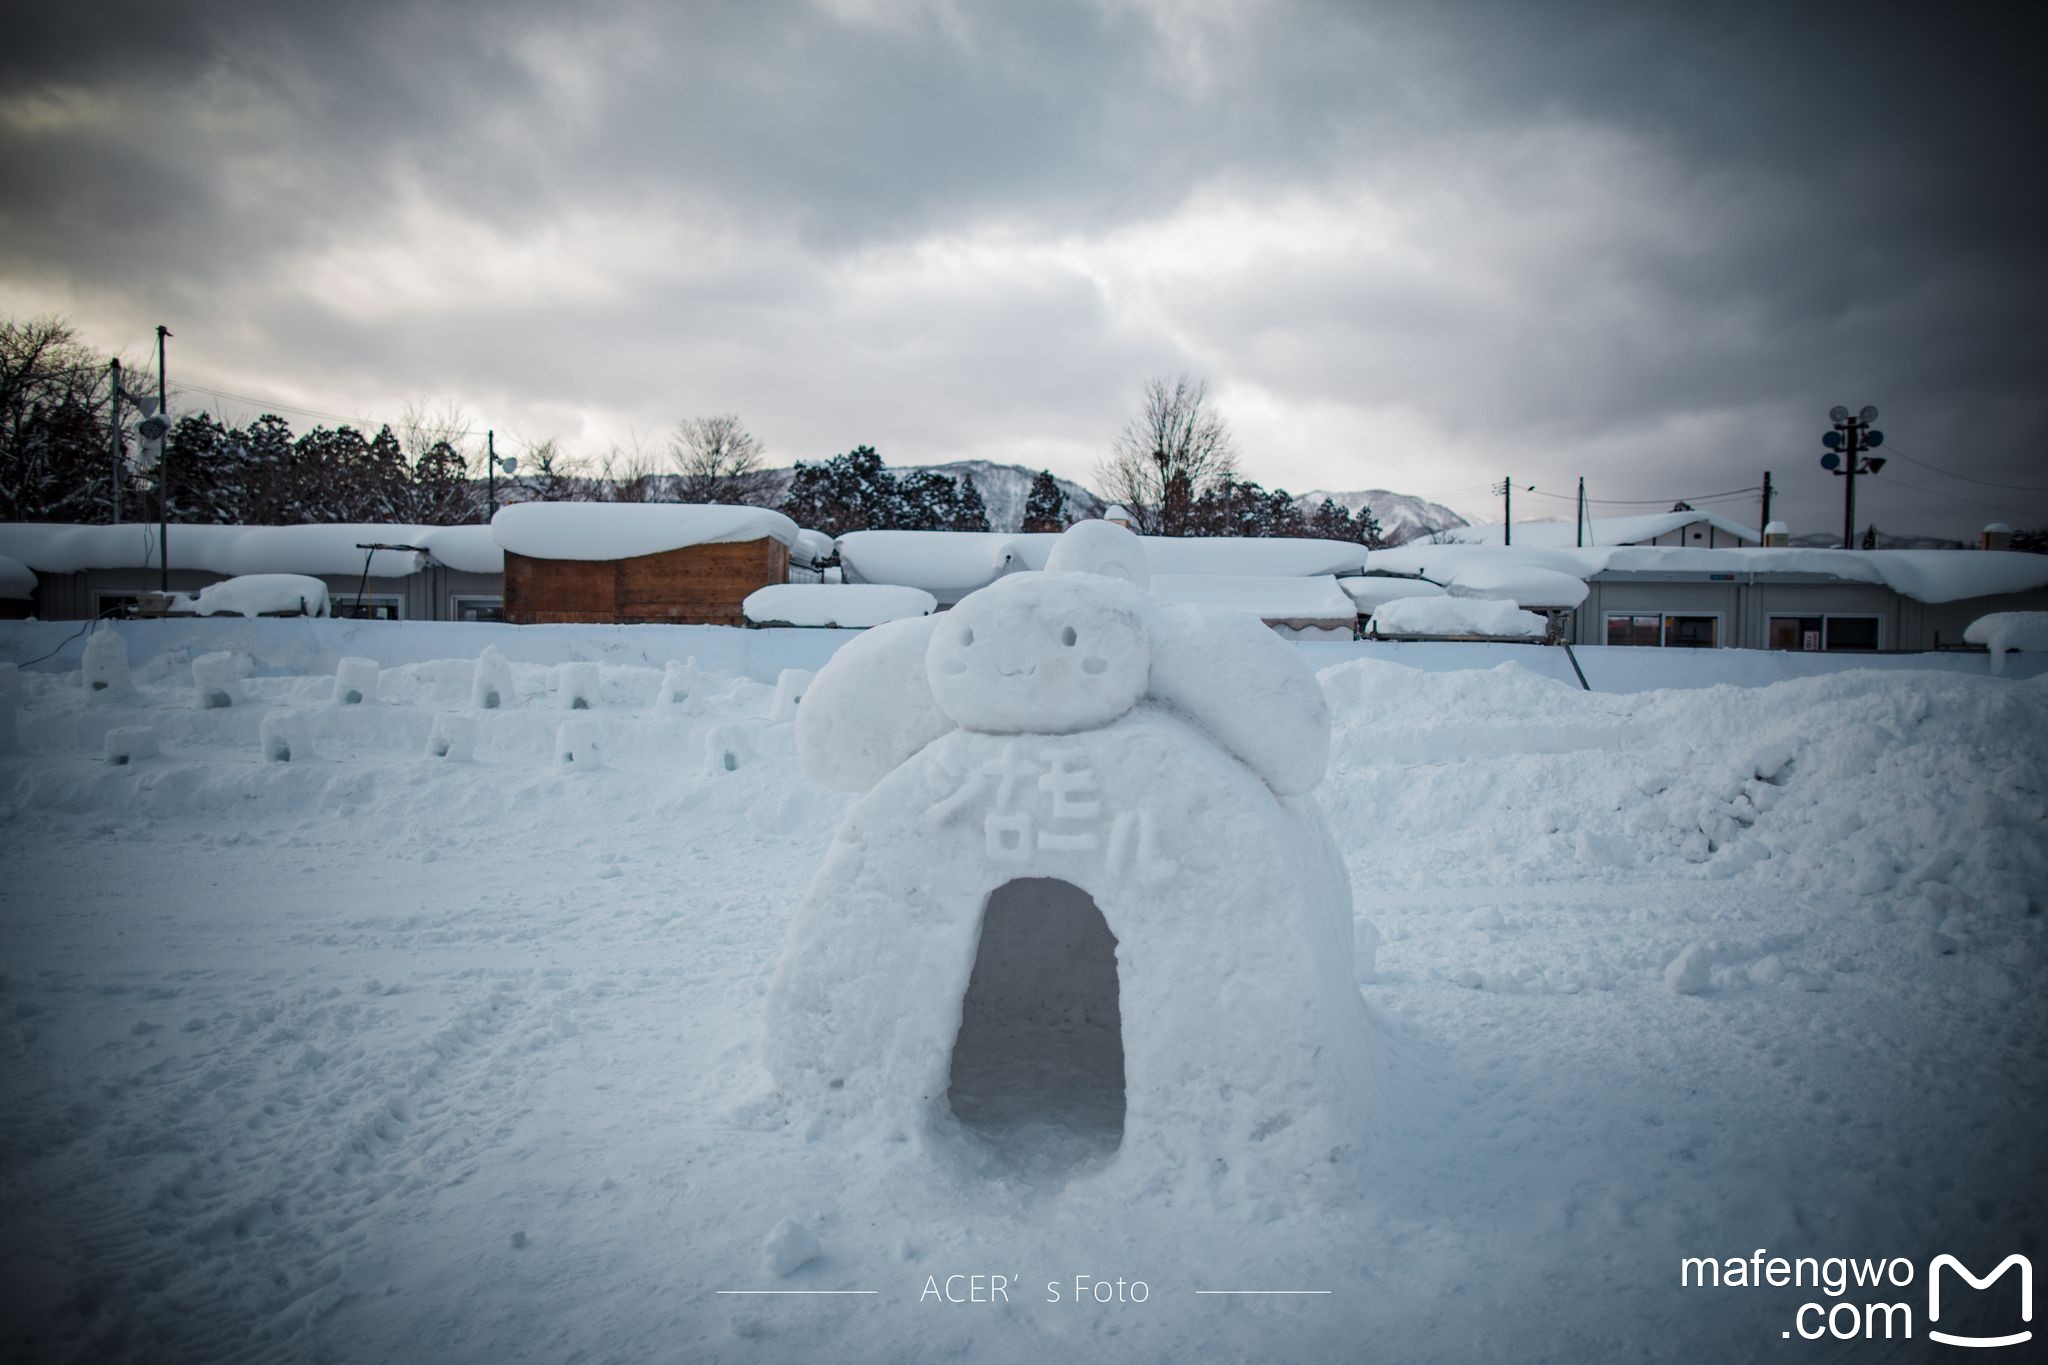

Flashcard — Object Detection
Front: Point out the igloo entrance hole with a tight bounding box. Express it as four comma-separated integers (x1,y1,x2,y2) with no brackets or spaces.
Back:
945,878,1125,1176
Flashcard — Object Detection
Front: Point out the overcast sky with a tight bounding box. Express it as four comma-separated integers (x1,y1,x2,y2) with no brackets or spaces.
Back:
3,0,2043,537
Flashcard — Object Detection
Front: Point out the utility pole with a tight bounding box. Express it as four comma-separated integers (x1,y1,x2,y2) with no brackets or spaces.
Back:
109,359,123,523
1576,476,1586,547
156,325,171,590
487,430,497,519
1502,476,1513,546
1821,406,1885,550
1759,471,1772,537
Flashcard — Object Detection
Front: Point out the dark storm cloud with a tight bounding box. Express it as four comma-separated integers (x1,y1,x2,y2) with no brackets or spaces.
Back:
3,0,2043,536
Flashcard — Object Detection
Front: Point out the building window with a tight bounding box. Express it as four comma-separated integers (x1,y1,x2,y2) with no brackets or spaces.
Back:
93,592,141,617
333,595,402,621
452,596,504,623
1604,613,1720,647
1767,614,1881,652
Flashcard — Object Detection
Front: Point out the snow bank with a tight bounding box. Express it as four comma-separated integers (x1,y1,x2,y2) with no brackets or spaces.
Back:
0,522,501,576
491,503,800,561
0,553,34,600
742,583,936,628
1372,596,1548,639
1964,611,2048,675
189,573,330,618
1149,573,1357,624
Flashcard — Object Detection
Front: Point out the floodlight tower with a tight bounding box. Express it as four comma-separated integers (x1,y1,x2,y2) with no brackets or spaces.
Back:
1820,404,1886,549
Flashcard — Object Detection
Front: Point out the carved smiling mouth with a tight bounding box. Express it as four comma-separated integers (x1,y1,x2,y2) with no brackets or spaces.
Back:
995,664,1037,678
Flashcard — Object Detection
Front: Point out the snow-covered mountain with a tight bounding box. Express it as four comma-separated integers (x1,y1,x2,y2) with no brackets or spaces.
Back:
1292,488,1469,545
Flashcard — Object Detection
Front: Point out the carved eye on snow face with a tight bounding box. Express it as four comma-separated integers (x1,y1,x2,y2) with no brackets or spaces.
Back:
1060,626,1078,646
961,627,974,646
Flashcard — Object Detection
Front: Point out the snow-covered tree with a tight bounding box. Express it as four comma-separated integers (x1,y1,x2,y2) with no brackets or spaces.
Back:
1021,469,1068,532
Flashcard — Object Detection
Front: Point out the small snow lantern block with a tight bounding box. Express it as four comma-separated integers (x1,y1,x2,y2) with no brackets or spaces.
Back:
82,631,133,702
555,719,602,770
703,723,752,775
103,725,157,765
259,712,307,763
766,521,1378,1202
767,667,813,721
471,645,513,710
426,712,476,761
192,651,242,709
657,657,708,707
556,661,600,711
331,657,379,706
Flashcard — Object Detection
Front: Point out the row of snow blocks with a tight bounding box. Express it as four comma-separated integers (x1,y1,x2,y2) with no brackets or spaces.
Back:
332,657,380,706
104,725,158,766
557,662,600,710
84,631,133,702
427,713,477,762
555,719,602,770
472,646,513,710
192,652,242,709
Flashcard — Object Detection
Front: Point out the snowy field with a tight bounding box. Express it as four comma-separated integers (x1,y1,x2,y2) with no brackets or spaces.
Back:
2,622,2044,1363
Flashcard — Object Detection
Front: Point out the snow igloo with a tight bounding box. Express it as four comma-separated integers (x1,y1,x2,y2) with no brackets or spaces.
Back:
765,521,1377,1199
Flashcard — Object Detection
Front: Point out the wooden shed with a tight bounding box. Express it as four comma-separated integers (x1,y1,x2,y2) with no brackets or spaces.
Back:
492,503,808,627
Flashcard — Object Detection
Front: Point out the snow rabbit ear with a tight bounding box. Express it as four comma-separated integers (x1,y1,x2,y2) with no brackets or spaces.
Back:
795,614,955,792
1145,601,1331,795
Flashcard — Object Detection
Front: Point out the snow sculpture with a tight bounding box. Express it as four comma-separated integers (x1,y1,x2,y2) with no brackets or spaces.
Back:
82,630,133,702
192,651,242,709
767,667,813,722
556,662,599,711
331,657,379,706
555,719,602,769
471,646,513,710
103,725,157,765
768,520,1376,1200
427,713,476,762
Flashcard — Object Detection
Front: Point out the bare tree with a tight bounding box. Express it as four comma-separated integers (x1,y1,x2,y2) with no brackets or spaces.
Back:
596,430,666,503
511,437,586,502
1095,374,1239,536
671,413,772,505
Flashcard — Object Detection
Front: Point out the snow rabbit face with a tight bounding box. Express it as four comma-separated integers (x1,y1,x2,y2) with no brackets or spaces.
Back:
925,573,1150,734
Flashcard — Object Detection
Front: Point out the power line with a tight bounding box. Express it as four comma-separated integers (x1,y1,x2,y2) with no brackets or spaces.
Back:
1870,474,2048,525
1877,446,2048,494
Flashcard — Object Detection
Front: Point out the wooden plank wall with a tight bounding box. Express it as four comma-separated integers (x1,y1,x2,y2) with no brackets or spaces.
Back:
503,538,789,626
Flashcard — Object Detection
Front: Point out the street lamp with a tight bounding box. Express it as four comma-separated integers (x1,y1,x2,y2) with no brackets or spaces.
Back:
1820,404,1886,549
485,429,518,519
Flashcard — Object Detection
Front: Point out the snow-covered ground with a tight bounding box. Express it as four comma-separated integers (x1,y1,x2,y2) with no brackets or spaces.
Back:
1,625,2043,1362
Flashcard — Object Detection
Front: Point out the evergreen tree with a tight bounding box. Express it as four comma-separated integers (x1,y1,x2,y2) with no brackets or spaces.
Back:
164,413,236,523
240,414,298,523
953,475,991,533
1021,469,1067,532
411,439,474,523
780,445,899,536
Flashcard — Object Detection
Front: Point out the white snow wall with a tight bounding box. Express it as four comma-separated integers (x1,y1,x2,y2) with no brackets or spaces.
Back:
764,706,1378,1203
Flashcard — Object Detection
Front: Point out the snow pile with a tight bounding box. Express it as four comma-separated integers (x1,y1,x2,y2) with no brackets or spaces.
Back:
1964,611,2048,675
1372,596,1548,638
187,573,330,618
492,503,800,561
331,657,379,706
771,524,1374,1200
82,630,132,700
0,553,34,600
191,651,242,709
742,583,935,628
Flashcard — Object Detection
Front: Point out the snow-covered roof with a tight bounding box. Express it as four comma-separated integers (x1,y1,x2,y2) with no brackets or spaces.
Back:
1368,543,2048,606
491,502,801,561
742,583,936,628
1338,575,1447,610
792,529,836,568
1443,561,1590,609
176,574,332,618
0,522,502,577
1441,510,1760,547
835,530,1369,602
1371,595,1547,639
0,553,34,599
1149,574,1358,624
